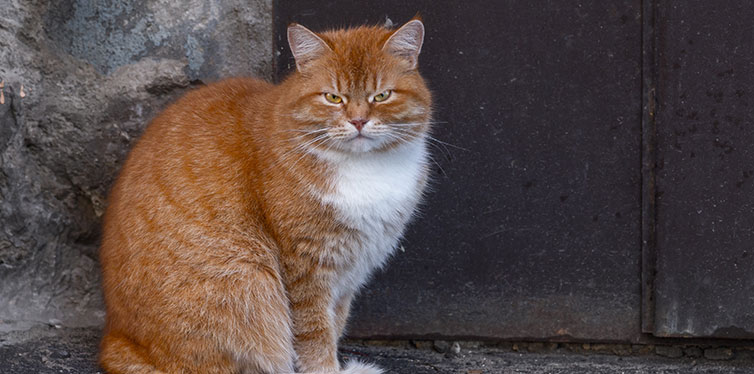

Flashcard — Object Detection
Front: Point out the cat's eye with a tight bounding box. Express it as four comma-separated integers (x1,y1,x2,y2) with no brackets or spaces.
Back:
324,93,343,104
373,90,391,102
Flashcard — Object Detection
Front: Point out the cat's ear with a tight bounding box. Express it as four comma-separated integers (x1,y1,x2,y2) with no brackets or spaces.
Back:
288,23,331,72
383,19,425,69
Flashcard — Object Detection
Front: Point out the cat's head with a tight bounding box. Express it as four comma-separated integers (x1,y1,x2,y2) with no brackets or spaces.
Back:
283,19,432,154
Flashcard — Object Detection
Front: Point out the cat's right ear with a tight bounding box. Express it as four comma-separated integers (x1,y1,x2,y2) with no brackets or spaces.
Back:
287,24,331,72
383,19,425,70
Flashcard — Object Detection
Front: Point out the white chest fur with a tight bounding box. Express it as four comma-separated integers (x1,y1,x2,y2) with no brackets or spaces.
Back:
314,138,428,301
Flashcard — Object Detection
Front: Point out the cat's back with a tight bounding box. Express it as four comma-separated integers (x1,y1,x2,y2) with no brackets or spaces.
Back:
102,77,273,260
112,77,271,189
138,77,271,149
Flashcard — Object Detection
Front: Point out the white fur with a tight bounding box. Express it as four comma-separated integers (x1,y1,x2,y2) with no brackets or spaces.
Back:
312,137,428,302
340,360,385,374
284,360,383,374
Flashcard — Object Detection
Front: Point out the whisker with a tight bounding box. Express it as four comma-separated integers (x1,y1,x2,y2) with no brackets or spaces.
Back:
380,131,447,176
427,153,448,177
322,137,338,155
392,126,469,154
380,132,406,145
384,122,446,128
280,128,330,146
280,133,329,159
389,127,462,160
283,128,329,134
422,134,468,152
286,132,324,143
387,121,448,127
389,127,422,143
287,135,332,170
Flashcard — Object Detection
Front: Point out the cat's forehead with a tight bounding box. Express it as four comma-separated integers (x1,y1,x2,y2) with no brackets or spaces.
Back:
320,26,392,55
319,26,396,91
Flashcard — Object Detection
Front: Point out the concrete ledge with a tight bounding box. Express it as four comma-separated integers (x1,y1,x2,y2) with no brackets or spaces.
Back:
2,328,754,373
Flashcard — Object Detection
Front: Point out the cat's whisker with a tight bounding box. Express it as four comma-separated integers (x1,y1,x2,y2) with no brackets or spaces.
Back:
388,127,421,142
281,133,330,159
296,134,331,152
283,128,330,143
392,127,468,155
286,133,320,143
390,128,452,160
423,135,469,161
424,135,468,152
320,137,338,155
423,138,453,159
284,128,329,134
281,140,313,159
387,121,447,127
381,131,412,148
287,135,332,170
380,131,447,176
426,153,448,178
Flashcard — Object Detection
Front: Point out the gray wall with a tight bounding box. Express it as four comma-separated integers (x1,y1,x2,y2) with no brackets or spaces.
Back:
0,0,272,332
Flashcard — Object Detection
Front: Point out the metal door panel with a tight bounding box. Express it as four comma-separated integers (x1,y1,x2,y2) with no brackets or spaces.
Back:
274,1,643,340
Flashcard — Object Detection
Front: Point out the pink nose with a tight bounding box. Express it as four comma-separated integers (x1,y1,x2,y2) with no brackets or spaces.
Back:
349,118,368,131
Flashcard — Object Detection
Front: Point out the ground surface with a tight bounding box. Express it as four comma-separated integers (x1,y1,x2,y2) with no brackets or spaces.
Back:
2,327,754,373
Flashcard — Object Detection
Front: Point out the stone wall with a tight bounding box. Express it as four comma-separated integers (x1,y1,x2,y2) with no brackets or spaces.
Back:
0,0,272,331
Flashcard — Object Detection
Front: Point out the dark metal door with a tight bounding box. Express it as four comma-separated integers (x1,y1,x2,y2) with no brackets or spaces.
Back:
651,1,754,339
274,1,644,341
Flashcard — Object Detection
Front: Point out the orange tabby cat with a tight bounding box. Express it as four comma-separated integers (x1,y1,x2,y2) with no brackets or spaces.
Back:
99,19,431,374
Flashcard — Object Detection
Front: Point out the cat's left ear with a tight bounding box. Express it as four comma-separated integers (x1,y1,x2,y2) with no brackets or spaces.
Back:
288,23,332,72
383,19,425,69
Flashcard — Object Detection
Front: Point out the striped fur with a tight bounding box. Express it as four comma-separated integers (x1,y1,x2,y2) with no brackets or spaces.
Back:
99,19,431,374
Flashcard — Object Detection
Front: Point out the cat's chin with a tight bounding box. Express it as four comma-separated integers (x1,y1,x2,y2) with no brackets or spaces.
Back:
338,136,384,154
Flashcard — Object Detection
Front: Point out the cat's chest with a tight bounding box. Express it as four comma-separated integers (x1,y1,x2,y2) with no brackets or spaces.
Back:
312,139,427,281
315,139,427,298
319,139,427,236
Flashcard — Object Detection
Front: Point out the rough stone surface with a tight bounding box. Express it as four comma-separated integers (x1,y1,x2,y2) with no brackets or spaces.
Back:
705,348,734,361
433,340,452,353
656,345,684,358
0,0,271,331
3,328,754,374
685,346,704,359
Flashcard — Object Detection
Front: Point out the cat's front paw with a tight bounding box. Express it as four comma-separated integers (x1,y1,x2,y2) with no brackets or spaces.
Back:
339,360,384,374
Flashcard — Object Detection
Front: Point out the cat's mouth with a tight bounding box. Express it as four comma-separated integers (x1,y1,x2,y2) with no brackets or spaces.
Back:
342,132,376,143
337,132,384,153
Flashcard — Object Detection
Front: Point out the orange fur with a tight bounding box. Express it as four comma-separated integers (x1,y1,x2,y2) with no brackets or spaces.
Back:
100,19,432,374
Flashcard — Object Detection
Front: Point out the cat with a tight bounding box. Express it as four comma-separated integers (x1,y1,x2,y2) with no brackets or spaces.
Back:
98,18,432,374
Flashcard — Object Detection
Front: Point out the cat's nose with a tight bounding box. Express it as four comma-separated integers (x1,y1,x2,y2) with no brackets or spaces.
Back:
349,118,368,131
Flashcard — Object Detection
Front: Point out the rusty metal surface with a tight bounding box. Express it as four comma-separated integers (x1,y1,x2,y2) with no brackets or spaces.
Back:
274,1,643,341
653,1,754,338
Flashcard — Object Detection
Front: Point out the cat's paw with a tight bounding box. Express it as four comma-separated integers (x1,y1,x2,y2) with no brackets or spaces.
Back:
339,360,384,374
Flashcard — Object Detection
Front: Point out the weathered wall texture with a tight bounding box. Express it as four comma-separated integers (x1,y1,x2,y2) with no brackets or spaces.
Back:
0,0,272,331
